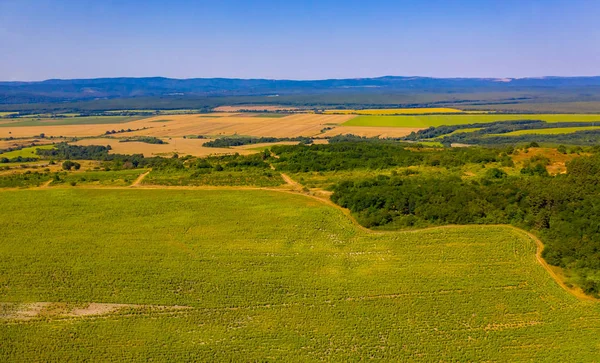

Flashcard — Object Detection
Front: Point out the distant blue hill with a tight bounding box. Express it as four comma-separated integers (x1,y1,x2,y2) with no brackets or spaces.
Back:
1,76,600,104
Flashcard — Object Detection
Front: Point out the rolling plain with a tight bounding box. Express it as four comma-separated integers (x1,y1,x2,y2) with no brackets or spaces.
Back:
2,107,600,361
2,189,600,361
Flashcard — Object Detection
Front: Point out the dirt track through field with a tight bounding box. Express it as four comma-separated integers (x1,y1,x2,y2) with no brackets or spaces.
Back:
130,170,150,187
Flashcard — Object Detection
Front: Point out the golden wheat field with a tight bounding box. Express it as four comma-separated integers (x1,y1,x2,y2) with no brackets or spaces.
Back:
0,113,429,143
70,137,255,157
320,125,422,138
126,114,356,138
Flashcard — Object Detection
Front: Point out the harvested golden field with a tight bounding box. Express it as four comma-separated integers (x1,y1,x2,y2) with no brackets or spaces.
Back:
321,125,422,138
71,137,255,157
0,113,353,139
214,105,299,112
0,138,56,150
324,107,463,115
128,113,355,138
0,123,144,138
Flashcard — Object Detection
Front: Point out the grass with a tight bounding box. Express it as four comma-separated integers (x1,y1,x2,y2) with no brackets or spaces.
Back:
343,114,600,128
501,126,600,136
414,140,444,147
0,116,149,128
325,108,463,115
1,189,599,361
448,127,483,135
51,169,148,187
0,112,18,117
0,145,54,159
143,168,283,187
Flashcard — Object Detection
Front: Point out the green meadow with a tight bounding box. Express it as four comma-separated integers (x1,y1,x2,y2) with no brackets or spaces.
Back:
1,189,599,361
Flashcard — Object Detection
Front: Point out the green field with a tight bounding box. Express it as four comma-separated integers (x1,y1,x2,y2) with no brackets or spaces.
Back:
1,189,600,361
0,116,148,128
0,145,54,159
343,114,600,128
52,169,148,187
501,126,600,136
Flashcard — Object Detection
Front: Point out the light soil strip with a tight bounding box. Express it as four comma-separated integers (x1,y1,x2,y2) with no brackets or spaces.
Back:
0,302,192,322
130,170,150,187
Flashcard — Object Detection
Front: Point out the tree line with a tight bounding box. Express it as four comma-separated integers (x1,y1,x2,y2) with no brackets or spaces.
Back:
331,154,600,296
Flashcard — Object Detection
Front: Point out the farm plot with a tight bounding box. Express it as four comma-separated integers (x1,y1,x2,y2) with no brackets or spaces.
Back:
325,107,463,115
71,137,255,157
343,114,600,128
501,126,600,135
0,116,148,128
126,113,355,138
1,189,600,361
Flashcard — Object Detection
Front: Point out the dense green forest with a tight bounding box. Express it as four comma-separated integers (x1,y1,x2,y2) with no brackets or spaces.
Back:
271,141,505,172
204,136,312,148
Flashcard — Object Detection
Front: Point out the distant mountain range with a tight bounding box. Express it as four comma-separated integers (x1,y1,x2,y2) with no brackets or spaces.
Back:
2,76,600,104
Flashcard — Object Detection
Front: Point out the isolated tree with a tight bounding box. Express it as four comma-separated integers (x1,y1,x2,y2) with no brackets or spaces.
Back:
62,160,80,171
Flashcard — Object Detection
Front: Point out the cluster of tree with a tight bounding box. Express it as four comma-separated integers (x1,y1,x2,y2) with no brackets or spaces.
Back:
62,160,81,170
192,152,271,171
119,136,167,144
443,130,600,146
203,136,312,148
105,127,147,135
331,154,600,296
0,156,39,163
35,143,180,170
270,142,502,172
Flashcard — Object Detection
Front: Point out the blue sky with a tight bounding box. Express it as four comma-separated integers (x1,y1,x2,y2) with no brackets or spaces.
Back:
1,0,598,80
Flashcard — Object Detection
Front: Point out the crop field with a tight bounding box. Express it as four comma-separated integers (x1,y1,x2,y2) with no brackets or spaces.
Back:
71,137,255,157
324,107,463,115
320,125,421,138
501,126,600,135
1,189,600,361
0,116,148,128
343,114,600,128
127,114,356,138
214,105,300,112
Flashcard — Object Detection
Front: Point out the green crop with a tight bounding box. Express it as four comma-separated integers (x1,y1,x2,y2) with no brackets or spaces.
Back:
1,189,599,361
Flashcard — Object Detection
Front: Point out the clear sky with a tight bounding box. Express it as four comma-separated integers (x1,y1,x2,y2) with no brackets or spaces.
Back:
1,0,598,81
